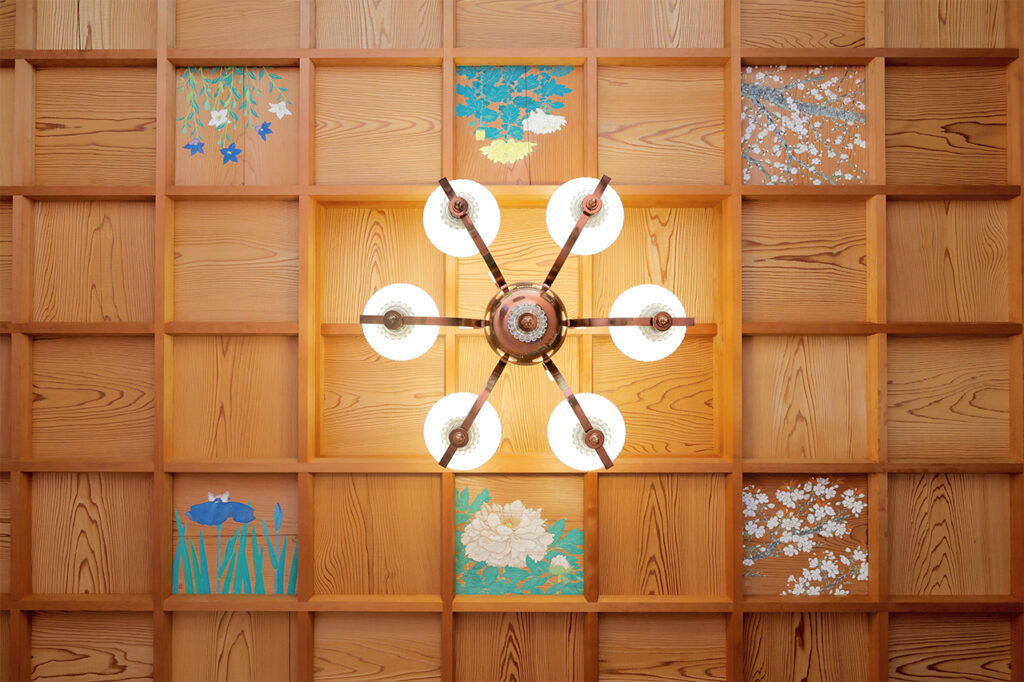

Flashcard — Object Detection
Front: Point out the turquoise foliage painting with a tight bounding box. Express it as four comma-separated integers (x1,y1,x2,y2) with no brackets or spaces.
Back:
456,65,573,165
455,487,584,595
177,66,292,164
173,491,297,595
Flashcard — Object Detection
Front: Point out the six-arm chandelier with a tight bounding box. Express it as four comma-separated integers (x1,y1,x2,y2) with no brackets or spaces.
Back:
359,175,693,471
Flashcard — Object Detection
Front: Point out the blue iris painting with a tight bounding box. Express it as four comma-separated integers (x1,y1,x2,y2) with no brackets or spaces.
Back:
173,492,297,595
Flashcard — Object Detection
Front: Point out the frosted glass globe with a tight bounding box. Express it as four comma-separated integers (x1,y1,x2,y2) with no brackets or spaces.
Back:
547,393,625,471
423,179,501,257
545,177,624,255
424,392,502,470
361,283,440,361
608,284,687,362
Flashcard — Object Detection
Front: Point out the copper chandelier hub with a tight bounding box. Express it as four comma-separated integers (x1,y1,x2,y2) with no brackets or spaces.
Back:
484,282,568,365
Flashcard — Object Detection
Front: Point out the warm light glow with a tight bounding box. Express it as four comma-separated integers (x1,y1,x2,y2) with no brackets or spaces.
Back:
424,393,502,470
545,177,624,255
547,393,625,471
609,284,687,362
361,283,440,361
422,179,501,257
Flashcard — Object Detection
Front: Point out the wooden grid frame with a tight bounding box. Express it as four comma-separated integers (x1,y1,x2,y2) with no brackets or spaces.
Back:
1,0,1023,680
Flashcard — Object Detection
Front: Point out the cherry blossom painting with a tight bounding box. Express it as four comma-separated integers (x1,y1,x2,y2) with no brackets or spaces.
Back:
741,65,867,185
743,475,869,596
455,476,584,596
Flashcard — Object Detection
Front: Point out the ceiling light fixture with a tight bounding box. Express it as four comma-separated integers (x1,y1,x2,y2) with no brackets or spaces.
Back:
359,176,694,471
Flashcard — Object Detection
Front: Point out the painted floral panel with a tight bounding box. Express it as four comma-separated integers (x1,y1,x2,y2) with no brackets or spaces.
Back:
743,475,868,596
455,475,584,596
741,65,867,185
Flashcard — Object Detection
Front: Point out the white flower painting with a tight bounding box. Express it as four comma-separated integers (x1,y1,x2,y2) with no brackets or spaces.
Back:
268,100,292,120
521,108,567,135
208,108,229,128
462,499,555,568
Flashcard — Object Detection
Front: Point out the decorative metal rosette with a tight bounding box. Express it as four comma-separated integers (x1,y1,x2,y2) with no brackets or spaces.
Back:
507,302,548,343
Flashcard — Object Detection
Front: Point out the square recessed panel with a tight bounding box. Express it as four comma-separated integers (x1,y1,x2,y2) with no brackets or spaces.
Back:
598,0,724,47
31,612,153,680
889,614,1012,682
455,613,584,681
0,474,8,593
0,200,9,320
600,614,727,680
0,336,8,462
34,0,157,48
454,0,583,47
314,613,442,680
741,0,864,47
175,0,299,48
744,613,871,681
315,0,442,48
172,612,294,680
884,0,1005,48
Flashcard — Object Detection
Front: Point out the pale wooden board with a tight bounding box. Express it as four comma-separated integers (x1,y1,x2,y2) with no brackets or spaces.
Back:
454,67,585,185
598,0,724,48
173,201,298,323
33,201,154,323
242,68,299,186
35,0,157,48
30,611,154,680
600,475,727,596
454,0,583,47
315,0,442,48
32,473,153,594
173,336,298,461
0,612,7,682
0,0,12,48
889,613,1012,682
0,475,8,593
313,612,441,681
743,613,871,682
319,207,445,324
887,200,1008,322
599,613,727,681
313,474,441,595
315,67,442,185
743,200,866,322
0,69,12,184
456,336,580,458
455,613,584,681
0,337,8,460
0,201,9,321
35,67,157,186
885,0,1006,48
456,208,580,319
889,473,1011,596
175,0,299,48
743,336,868,460
593,336,715,456
593,207,716,323
171,612,294,681
598,66,725,185
32,336,155,461
321,337,445,458
740,0,864,47
886,67,1007,185
888,337,1010,462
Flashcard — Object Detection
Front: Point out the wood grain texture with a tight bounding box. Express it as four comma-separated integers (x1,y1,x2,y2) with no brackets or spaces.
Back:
30,611,154,681
174,201,298,323
319,207,444,324
455,612,584,682
0,201,10,320
594,208,715,323
321,338,444,458
889,613,1011,682
885,0,1005,48
0,475,8,593
886,67,1007,185
456,208,579,318
35,67,157,186
315,0,442,48
743,200,866,322
889,473,1011,596
599,475,726,596
315,67,441,185
888,337,1009,462
33,201,154,323
0,612,7,682
32,337,154,460
175,0,299,48
313,474,441,595
457,336,580,457
0,69,12,184
173,336,298,461
740,0,865,47
597,0,723,47
313,612,441,681
593,337,715,456
598,67,724,185
599,613,727,681
0,337,7,461
743,612,871,682
32,473,153,594
0,0,12,48
171,612,293,681
743,336,868,460
887,200,1008,322
35,0,157,49
455,0,583,47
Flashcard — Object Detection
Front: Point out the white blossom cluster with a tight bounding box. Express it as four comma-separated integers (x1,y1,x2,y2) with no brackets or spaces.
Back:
743,477,868,596
741,65,867,185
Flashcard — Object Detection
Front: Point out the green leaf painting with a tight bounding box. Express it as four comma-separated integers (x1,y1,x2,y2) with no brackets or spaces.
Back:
455,487,584,595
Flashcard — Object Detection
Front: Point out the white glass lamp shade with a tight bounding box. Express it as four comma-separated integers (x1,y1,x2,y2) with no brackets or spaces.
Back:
361,283,440,361
424,392,502,470
547,393,625,471
609,284,687,362
545,177,625,255
422,179,501,257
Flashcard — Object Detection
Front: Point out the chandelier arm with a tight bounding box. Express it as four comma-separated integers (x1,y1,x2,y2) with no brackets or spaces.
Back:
360,314,488,328
567,316,695,328
438,177,509,292
541,355,614,470
542,174,612,290
439,353,510,468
